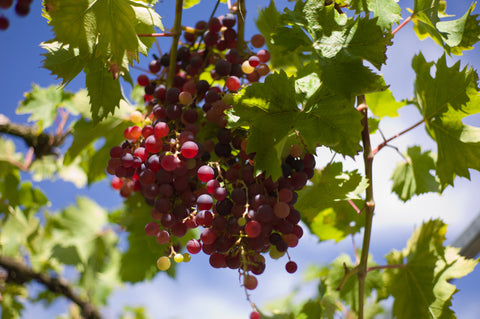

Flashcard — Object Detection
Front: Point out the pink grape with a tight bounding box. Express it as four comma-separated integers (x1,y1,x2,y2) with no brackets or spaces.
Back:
187,239,202,254
197,165,214,182
197,194,213,210
181,141,199,158
225,76,241,91
245,220,262,238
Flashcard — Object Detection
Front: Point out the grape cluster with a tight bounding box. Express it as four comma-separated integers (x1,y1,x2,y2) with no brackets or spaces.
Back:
0,0,33,31
107,11,316,317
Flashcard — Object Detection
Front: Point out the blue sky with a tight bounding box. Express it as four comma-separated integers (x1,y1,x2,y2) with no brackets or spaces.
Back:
1,0,480,318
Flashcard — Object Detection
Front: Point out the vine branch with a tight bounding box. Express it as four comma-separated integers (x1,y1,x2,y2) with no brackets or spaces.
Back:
373,118,425,155
0,114,69,160
0,256,101,319
236,0,247,51
167,0,184,88
357,95,375,319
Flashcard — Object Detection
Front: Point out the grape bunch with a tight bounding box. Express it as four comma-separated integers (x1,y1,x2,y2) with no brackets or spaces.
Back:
0,0,33,31
106,11,316,317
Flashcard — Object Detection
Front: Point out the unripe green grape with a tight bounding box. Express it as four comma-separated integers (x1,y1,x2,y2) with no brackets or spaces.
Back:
157,256,171,271
269,246,285,259
174,253,184,263
237,216,247,226
183,253,191,262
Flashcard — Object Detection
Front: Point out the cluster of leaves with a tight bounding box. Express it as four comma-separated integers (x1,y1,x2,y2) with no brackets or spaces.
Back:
41,0,163,122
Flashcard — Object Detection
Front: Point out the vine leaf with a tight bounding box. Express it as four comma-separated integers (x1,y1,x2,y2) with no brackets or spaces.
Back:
228,71,363,180
16,84,73,131
383,219,478,319
112,194,174,283
412,53,480,187
365,87,406,118
348,0,402,29
412,0,480,55
44,0,162,66
296,162,367,242
325,254,383,312
85,60,126,122
65,116,130,184
40,41,87,86
43,0,162,122
48,197,109,265
391,146,441,201
257,0,391,97
183,0,227,9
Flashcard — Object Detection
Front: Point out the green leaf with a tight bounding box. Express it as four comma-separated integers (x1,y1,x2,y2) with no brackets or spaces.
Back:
184,0,226,9
384,219,477,319
325,254,383,312
85,60,126,123
348,0,402,29
62,89,91,118
314,17,393,70
296,162,366,241
228,71,363,179
412,53,480,187
0,206,41,257
256,1,302,70
16,84,73,131
48,197,108,264
65,117,130,183
412,1,480,55
0,284,27,319
317,53,388,98
366,87,406,118
43,0,162,120
430,246,478,318
45,0,162,65
40,41,87,86
115,194,168,283
228,71,301,179
391,146,441,201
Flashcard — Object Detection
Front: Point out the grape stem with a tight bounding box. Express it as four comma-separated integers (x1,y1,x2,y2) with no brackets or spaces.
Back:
167,0,184,88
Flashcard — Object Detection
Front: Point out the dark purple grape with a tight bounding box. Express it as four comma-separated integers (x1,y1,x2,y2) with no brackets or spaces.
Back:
222,13,236,28
215,59,232,77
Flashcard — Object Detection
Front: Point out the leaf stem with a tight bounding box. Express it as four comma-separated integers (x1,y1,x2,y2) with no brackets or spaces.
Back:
357,95,375,319
167,0,184,88
392,15,412,35
373,118,425,155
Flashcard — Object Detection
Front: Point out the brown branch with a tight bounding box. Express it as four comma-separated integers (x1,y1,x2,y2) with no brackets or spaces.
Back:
0,256,101,319
0,114,69,159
